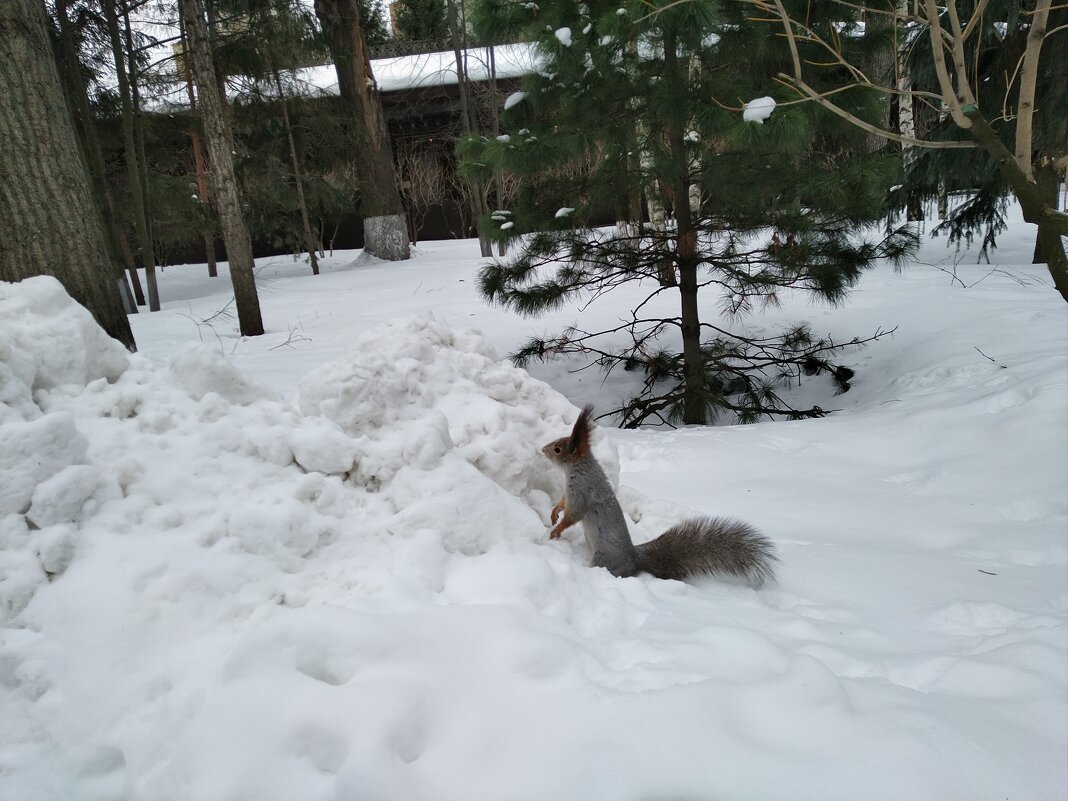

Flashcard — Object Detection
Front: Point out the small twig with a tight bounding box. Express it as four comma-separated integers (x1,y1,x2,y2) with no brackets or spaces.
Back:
974,347,1007,368
176,303,226,354
201,296,236,324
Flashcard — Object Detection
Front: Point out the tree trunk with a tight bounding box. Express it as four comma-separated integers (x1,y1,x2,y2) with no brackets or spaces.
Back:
274,70,321,275
314,0,410,261
55,0,145,308
178,9,219,279
0,0,135,349
863,2,895,153
179,0,265,336
664,30,706,424
102,0,160,311
444,0,492,257
965,111,1068,302
1032,161,1061,264
124,6,153,254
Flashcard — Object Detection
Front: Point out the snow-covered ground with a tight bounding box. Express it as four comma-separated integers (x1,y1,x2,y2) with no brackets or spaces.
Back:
1,209,1066,801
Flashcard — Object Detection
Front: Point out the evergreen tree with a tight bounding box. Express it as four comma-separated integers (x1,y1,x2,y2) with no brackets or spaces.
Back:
395,0,449,42
465,0,914,426
358,0,391,49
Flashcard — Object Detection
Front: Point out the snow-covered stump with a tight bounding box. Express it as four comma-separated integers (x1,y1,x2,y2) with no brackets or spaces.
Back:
363,214,411,261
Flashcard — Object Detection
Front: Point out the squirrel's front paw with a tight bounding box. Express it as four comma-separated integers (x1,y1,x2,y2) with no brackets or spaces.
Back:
550,499,566,524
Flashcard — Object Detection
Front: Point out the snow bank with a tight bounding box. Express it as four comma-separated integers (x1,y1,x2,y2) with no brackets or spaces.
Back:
0,286,673,800
2,258,1065,801
0,276,128,414
0,276,127,526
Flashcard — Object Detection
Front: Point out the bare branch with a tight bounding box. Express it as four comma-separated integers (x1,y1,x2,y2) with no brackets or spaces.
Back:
960,0,992,41
1015,0,1053,180
943,0,979,107
923,0,973,127
774,74,976,148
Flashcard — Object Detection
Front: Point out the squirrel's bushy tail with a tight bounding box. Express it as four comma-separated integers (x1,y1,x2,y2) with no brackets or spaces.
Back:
634,516,778,588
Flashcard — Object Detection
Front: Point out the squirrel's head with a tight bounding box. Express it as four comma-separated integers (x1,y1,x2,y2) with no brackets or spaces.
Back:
542,405,594,465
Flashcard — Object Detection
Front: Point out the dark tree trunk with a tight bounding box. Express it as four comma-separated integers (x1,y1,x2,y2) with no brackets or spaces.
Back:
966,111,1068,302
124,6,154,259
178,6,217,279
664,30,706,424
178,9,219,279
54,0,144,307
1032,161,1061,264
314,0,410,260
179,0,265,336
444,0,492,256
0,0,135,349
102,0,159,310
862,2,895,153
273,71,320,275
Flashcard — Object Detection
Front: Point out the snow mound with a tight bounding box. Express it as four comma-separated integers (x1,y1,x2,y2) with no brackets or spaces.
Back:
1,290,670,797
0,276,128,407
0,276,128,520
299,313,619,499
169,344,275,405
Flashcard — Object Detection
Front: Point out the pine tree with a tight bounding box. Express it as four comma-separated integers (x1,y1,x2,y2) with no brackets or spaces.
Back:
466,0,915,426
395,0,448,42
358,0,391,48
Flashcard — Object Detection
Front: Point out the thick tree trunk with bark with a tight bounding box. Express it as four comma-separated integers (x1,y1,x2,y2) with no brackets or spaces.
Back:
0,0,135,349
314,0,410,260
179,0,264,336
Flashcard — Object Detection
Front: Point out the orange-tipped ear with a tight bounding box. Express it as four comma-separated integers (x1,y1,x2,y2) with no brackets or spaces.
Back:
568,405,594,457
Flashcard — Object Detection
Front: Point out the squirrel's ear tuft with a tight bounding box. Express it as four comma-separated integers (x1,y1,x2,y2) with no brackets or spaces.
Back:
569,404,595,456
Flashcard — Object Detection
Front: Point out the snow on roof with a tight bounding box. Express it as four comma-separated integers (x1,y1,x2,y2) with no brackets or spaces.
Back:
148,42,541,112
297,42,542,96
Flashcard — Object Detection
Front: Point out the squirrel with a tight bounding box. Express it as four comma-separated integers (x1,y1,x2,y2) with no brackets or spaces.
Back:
542,405,778,588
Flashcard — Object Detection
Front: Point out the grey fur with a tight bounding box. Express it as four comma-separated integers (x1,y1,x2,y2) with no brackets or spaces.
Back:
543,407,778,588
635,516,778,587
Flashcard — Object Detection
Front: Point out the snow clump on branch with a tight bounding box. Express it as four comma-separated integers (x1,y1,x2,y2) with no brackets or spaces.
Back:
742,96,777,124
